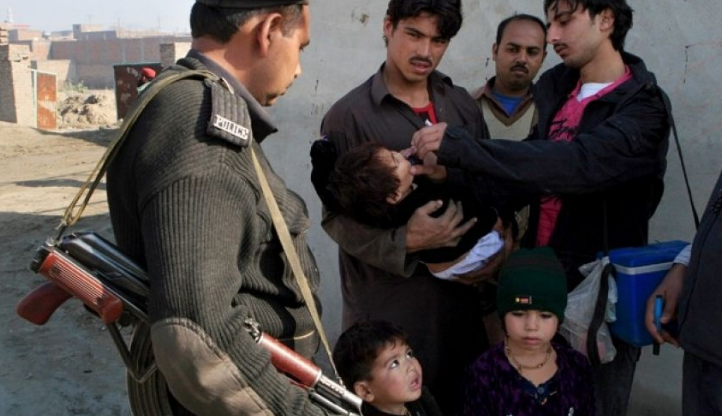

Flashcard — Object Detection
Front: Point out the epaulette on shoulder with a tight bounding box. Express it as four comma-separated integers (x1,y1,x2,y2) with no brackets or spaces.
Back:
205,77,252,148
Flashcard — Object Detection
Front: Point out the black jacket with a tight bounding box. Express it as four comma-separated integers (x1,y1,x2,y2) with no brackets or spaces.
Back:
438,52,670,287
678,171,722,367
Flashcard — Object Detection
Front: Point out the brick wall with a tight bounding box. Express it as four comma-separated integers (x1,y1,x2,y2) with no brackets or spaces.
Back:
9,29,43,42
0,44,33,126
160,42,191,68
49,36,189,87
11,39,51,60
30,40,51,60
72,24,105,39
32,59,74,88
0,46,17,122
77,31,119,41
77,64,116,88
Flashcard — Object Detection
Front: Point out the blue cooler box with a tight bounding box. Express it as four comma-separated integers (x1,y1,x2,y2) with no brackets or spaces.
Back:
607,240,689,347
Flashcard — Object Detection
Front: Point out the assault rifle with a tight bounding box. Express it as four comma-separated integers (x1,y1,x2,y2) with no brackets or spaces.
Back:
16,231,362,416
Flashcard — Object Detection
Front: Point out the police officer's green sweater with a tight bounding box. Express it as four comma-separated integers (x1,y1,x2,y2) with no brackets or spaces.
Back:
107,54,326,416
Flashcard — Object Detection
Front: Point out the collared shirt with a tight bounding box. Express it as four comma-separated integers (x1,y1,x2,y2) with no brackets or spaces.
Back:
321,63,488,274
324,63,487,156
187,49,278,142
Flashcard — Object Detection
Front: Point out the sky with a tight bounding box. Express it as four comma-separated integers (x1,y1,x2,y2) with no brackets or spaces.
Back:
0,0,196,34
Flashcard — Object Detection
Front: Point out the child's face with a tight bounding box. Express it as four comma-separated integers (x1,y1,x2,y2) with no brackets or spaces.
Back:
504,310,559,350
359,340,423,414
380,149,414,204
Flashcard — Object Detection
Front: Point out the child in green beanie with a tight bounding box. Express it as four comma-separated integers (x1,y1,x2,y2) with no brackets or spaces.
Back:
461,247,595,416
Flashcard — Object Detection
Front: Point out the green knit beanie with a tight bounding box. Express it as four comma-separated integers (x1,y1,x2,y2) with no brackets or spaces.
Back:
496,247,568,323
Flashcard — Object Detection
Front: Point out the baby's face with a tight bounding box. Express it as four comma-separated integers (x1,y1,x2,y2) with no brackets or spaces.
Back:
381,149,414,204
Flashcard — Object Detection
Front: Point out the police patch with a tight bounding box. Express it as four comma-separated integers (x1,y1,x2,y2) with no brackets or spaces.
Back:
212,114,250,142
206,78,252,147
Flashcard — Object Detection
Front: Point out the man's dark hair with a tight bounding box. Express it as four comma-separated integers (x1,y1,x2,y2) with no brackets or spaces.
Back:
385,0,463,41
544,0,633,50
495,13,547,48
333,320,409,387
328,142,399,224
190,3,304,43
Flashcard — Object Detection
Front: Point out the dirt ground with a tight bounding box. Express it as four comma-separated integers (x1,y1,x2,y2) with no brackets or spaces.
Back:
0,94,132,414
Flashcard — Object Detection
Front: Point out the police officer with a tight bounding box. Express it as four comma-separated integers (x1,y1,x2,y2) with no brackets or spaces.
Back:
106,1,325,415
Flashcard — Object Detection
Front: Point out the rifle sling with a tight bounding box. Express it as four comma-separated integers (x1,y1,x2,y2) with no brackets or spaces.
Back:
250,146,341,381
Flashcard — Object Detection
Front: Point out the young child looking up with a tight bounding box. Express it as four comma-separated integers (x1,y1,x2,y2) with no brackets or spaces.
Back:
333,320,443,416
461,247,595,416
311,139,509,281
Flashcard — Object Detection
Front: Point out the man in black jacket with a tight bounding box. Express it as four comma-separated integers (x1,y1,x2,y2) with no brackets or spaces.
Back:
412,1,670,415
646,169,722,416
107,1,329,415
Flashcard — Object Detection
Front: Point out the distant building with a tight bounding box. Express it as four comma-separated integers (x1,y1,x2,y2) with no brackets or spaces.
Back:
4,23,190,88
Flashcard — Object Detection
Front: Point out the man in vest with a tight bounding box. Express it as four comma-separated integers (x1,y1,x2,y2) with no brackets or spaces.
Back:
472,13,547,244
472,13,546,143
471,13,547,344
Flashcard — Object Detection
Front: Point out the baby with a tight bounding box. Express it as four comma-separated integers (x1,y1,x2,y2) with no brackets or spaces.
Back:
312,139,507,280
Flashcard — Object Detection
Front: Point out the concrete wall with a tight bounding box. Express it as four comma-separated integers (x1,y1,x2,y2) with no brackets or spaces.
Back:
257,0,722,344
0,44,33,126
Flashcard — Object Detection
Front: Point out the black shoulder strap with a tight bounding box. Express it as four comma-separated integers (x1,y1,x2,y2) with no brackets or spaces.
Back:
586,89,699,366
660,90,700,228
586,256,615,367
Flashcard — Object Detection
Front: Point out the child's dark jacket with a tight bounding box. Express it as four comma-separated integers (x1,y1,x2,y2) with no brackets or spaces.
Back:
462,341,595,416
362,387,444,416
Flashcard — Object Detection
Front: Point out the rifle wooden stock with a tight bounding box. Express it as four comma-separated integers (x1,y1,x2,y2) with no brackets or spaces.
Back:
19,233,362,414
258,333,363,414
24,245,124,324
16,281,73,325
258,333,322,387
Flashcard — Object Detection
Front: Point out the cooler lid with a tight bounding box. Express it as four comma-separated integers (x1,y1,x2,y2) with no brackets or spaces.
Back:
608,240,690,268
